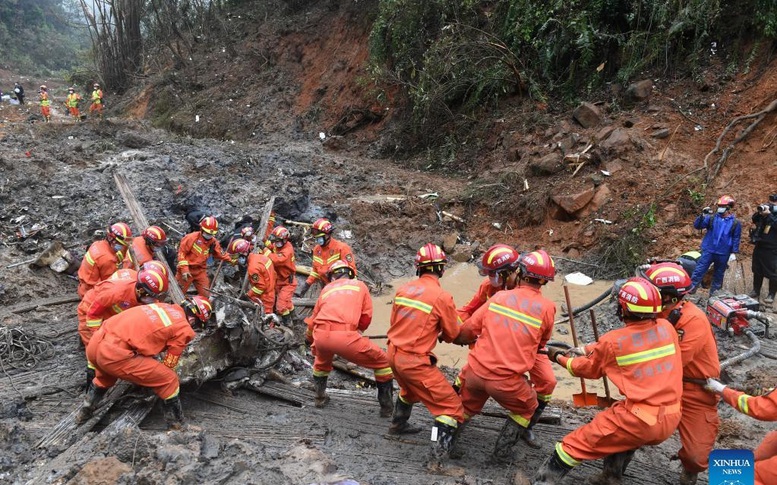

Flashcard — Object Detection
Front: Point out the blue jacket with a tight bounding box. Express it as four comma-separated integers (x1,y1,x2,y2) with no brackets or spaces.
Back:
694,213,741,255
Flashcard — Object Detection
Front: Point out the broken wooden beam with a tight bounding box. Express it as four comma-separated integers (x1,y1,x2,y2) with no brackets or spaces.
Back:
240,196,276,296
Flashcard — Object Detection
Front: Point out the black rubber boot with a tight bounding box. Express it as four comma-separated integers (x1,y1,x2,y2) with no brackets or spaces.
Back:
679,469,698,485
493,417,528,463
281,312,294,327
533,450,574,485
313,375,330,408
85,367,96,391
522,400,548,449
449,420,468,459
376,380,394,418
163,396,185,430
429,420,458,464
587,450,635,485
75,385,107,424
388,397,422,434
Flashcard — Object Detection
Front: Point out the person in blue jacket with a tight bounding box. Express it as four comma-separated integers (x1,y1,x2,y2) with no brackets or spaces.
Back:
689,195,741,295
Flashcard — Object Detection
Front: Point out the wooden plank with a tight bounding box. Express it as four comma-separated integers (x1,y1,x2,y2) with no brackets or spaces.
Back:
240,196,276,297
0,294,81,320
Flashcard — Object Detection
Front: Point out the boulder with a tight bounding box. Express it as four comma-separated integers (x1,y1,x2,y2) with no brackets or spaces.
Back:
572,102,602,128
529,153,565,176
600,129,632,153
595,125,615,142
69,456,131,485
441,233,459,253
552,186,595,216
578,184,611,217
625,79,653,102
452,244,474,263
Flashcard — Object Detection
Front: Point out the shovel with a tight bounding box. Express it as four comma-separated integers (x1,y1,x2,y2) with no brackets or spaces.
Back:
563,284,599,407
589,309,618,407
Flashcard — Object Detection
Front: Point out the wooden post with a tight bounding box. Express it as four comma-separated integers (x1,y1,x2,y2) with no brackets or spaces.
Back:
239,196,276,297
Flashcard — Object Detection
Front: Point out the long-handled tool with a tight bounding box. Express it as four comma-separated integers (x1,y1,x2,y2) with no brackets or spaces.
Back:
563,284,599,407
589,309,617,407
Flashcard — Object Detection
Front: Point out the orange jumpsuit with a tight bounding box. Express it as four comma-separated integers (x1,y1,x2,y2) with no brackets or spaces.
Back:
268,241,297,316
306,278,392,382
66,93,81,118
90,89,103,117
458,278,557,403
78,239,132,297
175,231,230,297
554,317,683,467
458,285,555,424
721,387,777,485
306,238,357,287
245,252,276,314
131,236,155,266
77,271,139,347
666,300,720,473
87,303,195,399
39,91,51,120
387,273,465,425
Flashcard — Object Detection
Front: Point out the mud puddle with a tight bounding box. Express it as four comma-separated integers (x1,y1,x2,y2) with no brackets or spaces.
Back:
369,263,616,400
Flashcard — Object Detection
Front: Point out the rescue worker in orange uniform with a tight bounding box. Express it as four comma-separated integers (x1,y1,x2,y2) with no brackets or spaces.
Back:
65,87,82,120
39,85,51,122
456,244,557,448
305,261,394,415
77,296,211,429
130,225,168,266
455,250,557,462
536,277,683,484
77,267,169,389
90,83,103,118
387,243,465,463
176,216,232,297
705,378,777,485
644,262,720,485
229,238,277,315
267,226,298,325
77,222,134,297
295,218,356,297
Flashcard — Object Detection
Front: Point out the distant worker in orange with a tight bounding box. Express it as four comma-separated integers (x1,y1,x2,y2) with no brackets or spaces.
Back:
176,216,232,297
306,261,394,415
644,262,720,485
77,266,169,389
456,245,557,448
387,243,465,464
131,226,168,266
231,238,276,315
77,296,211,429
65,87,82,120
77,222,134,297
455,250,557,462
90,83,103,118
295,218,356,297
705,377,777,485
536,277,683,484
38,85,51,122
267,226,297,325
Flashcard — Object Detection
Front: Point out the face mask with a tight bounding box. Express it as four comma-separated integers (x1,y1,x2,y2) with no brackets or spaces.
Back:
238,256,247,266
488,273,503,288
202,232,213,240
716,207,727,214
139,296,157,304
315,237,325,246
771,205,777,214
274,241,284,248
113,243,124,252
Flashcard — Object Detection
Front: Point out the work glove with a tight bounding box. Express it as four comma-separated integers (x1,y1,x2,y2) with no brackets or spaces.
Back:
545,345,567,364
162,352,180,369
568,346,587,356
295,280,310,297
181,272,192,282
702,207,712,215
704,377,726,394
728,254,737,263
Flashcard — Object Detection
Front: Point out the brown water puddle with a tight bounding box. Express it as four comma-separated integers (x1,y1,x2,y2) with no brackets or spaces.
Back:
367,263,618,401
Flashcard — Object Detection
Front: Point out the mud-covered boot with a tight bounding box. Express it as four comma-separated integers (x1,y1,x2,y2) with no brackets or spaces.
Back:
679,469,698,485
163,396,185,430
281,312,294,327
449,420,468,459
492,417,527,463
75,385,107,424
388,397,423,434
533,450,574,485
587,450,633,485
376,380,394,417
313,375,330,408
522,400,548,449
85,367,96,391
428,420,458,468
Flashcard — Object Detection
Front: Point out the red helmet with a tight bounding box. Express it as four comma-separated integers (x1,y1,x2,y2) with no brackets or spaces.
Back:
136,268,169,298
617,277,662,317
716,195,735,208
186,296,212,322
479,244,520,275
270,226,290,242
644,262,691,299
141,226,167,247
415,243,447,268
328,260,355,280
228,238,252,255
240,226,255,239
200,216,218,235
141,260,168,278
518,250,555,283
107,222,132,246
312,218,334,236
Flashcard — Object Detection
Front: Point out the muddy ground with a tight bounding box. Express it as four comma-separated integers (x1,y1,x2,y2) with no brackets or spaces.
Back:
0,106,775,485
